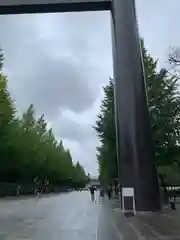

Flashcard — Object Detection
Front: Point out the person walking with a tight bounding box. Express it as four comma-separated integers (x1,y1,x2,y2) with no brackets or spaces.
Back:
34,176,42,201
16,185,20,196
89,185,95,202
107,185,112,200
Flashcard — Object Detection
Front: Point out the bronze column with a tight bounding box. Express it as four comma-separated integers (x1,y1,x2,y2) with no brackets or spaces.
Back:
111,0,160,211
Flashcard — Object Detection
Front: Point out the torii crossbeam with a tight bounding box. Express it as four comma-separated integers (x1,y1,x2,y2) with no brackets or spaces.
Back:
0,0,110,14
0,0,160,211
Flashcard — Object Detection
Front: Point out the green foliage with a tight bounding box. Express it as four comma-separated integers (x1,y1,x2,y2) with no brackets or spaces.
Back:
142,39,180,167
148,70,180,166
94,78,117,184
95,39,180,184
0,50,87,187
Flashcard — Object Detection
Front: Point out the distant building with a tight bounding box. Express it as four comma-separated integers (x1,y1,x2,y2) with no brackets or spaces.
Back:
86,178,100,188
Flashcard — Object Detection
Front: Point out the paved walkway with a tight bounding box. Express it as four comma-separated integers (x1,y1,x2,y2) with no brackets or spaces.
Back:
0,191,123,240
1,191,180,239
112,199,180,239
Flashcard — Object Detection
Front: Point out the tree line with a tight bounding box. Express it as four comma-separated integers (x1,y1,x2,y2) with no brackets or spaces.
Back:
0,50,87,188
95,39,180,185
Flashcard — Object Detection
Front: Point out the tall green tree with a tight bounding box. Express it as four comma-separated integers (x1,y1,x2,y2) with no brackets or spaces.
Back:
0,49,87,189
0,50,17,181
95,39,180,184
94,78,117,184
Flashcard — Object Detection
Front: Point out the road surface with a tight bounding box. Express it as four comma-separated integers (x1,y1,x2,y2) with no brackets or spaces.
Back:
0,191,122,240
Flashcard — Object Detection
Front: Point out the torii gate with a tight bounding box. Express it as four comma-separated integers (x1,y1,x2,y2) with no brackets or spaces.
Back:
0,0,160,211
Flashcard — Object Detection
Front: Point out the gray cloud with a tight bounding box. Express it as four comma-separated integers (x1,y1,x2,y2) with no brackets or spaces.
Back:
136,0,180,69
53,117,94,143
51,110,100,176
0,13,111,119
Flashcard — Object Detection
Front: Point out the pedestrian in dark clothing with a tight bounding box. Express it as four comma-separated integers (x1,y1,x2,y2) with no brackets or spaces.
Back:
89,186,95,202
107,185,112,200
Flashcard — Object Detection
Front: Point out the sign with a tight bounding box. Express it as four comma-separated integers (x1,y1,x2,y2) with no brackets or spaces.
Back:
122,187,136,215
122,187,134,197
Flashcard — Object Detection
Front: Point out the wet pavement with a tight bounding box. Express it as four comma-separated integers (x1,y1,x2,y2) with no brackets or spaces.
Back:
128,209,180,240
0,191,124,240
1,191,180,240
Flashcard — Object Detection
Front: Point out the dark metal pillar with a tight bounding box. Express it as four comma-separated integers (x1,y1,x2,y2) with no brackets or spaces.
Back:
111,0,160,211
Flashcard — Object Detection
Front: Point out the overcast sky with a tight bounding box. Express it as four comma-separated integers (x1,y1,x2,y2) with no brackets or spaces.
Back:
0,0,179,177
